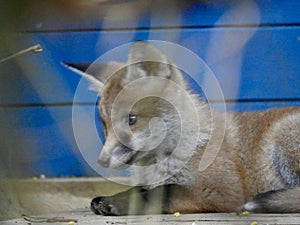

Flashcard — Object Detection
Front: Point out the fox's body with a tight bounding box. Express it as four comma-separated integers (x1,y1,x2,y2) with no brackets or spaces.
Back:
174,108,300,213
66,41,300,215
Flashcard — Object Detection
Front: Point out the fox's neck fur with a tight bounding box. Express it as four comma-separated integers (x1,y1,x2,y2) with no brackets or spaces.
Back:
132,93,213,189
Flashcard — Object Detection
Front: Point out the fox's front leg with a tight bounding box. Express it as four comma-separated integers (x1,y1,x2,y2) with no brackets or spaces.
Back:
91,185,173,216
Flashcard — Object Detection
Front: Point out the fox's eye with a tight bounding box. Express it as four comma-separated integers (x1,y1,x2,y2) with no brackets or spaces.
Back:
129,114,138,126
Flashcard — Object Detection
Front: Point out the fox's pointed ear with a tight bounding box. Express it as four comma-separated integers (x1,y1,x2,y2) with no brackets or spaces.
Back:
61,61,124,93
124,42,172,82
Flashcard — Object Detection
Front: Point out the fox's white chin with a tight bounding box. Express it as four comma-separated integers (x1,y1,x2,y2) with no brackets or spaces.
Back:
98,155,132,170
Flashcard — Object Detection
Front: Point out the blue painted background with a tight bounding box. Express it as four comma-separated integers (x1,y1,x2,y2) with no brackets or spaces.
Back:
1,1,300,177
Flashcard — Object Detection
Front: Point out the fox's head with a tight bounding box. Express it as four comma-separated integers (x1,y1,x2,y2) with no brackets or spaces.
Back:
65,42,207,171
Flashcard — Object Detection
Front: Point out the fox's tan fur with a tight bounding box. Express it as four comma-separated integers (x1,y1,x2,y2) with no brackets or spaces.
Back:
66,41,300,215
169,108,300,213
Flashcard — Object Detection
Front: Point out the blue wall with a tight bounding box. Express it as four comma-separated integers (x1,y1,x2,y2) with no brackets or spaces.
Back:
1,1,300,177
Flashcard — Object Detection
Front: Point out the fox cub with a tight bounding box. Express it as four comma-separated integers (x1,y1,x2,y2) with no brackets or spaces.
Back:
65,41,300,215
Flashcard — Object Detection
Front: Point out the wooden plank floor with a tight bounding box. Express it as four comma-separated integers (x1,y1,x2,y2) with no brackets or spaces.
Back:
1,209,300,225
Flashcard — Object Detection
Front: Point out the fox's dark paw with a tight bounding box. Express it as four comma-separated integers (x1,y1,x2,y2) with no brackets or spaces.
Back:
90,196,120,216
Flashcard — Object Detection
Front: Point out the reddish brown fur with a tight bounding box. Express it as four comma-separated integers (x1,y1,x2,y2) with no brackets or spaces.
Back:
165,107,300,213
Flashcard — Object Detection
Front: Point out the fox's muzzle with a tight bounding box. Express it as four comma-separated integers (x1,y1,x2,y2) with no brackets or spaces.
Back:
98,151,111,168
98,140,136,170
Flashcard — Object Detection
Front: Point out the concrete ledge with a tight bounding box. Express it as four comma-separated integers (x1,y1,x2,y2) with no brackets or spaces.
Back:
2,211,300,225
1,178,300,224
0,177,129,221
